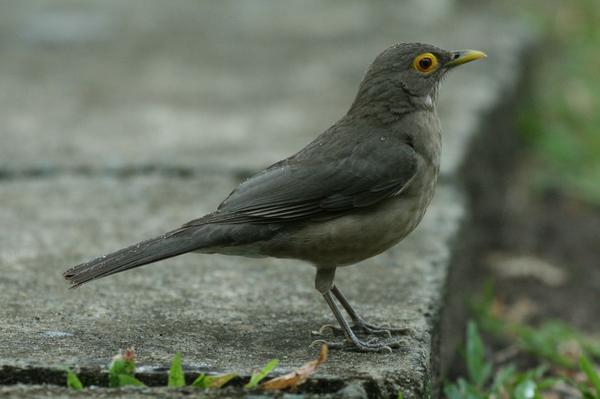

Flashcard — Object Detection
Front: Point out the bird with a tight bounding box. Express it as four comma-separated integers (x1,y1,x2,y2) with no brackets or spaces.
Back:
63,43,486,352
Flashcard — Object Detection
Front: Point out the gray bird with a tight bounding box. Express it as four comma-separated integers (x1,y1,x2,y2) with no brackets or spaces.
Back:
64,43,485,352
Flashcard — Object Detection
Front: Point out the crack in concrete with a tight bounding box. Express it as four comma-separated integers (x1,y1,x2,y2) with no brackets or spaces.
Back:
0,365,348,394
0,166,256,182
0,166,456,188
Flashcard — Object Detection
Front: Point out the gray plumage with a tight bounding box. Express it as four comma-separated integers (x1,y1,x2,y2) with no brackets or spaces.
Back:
64,43,485,352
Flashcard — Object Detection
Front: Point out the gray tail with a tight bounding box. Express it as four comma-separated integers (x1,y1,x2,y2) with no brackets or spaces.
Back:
63,228,199,288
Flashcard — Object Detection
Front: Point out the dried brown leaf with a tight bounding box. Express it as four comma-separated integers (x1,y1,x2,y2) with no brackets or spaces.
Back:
261,345,328,391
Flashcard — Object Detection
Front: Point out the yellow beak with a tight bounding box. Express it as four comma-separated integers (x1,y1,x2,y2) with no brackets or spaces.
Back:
445,50,487,68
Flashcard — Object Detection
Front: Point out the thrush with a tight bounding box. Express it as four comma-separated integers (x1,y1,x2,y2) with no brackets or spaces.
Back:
64,43,486,352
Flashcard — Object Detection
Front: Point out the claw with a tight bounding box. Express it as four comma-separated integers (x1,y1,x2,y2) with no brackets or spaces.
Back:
379,330,393,338
318,324,339,335
315,322,399,338
359,325,392,338
352,319,409,338
311,336,401,353
311,325,341,337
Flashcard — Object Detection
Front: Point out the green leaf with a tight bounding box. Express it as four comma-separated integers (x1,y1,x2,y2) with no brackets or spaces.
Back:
466,320,492,387
168,352,186,388
204,373,236,388
66,369,83,390
490,365,516,393
397,391,404,399
108,350,138,387
244,359,279,389
537,377,561,390
443,383,463,399
444,378,486,399
110,356,135,376
109,359,132,388
513,379,538,399
192,373,207,388
117,374,145,387
580,355,600,396
512,322,577,368
192,373,236,389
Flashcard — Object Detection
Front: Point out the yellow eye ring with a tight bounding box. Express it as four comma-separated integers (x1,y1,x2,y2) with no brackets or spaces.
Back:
413,53,439,74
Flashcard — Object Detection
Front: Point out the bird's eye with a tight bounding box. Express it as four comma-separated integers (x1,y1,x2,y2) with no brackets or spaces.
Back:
413,53,439,74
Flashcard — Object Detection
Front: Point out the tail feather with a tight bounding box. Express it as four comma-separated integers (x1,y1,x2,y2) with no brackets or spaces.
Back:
63,228,198,288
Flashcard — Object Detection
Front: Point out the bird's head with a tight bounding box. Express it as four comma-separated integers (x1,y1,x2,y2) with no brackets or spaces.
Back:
352,43,486,113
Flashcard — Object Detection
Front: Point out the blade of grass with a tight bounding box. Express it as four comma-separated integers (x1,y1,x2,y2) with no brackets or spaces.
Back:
466,320,492,387
244,359,279,389
580,355,600,396
192,373,237,389
168,352,186,388
444,378,486,399
66,369,83,390
490,365,516,394
117,374,145,387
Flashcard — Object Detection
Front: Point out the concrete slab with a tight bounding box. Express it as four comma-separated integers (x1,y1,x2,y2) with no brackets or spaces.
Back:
0,174,463,397
0,0,524,178
0,384,332,399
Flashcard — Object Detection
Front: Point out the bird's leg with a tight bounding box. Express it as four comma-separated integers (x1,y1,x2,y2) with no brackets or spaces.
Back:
310,268,396,352
329,285,410,337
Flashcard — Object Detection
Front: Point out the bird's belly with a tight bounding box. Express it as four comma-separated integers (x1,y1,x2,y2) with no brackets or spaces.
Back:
262,191,433,266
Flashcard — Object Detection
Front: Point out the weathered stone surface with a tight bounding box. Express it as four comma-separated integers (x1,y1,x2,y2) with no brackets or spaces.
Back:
1,0,522,178
0,175,463,397
0,0,533,397
0,384,344,399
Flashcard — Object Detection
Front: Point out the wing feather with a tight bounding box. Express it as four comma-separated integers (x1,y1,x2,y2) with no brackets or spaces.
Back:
185,133,418,226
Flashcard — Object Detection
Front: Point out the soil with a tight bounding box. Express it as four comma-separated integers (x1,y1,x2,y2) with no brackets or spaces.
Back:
446,150,600,395
486,158,600,334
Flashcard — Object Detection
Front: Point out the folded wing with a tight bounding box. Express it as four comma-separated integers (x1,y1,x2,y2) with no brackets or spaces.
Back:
185,135,418,226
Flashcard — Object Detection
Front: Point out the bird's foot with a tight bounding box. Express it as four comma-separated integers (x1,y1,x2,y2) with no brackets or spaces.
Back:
314,319,409,338
310,336,402,353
